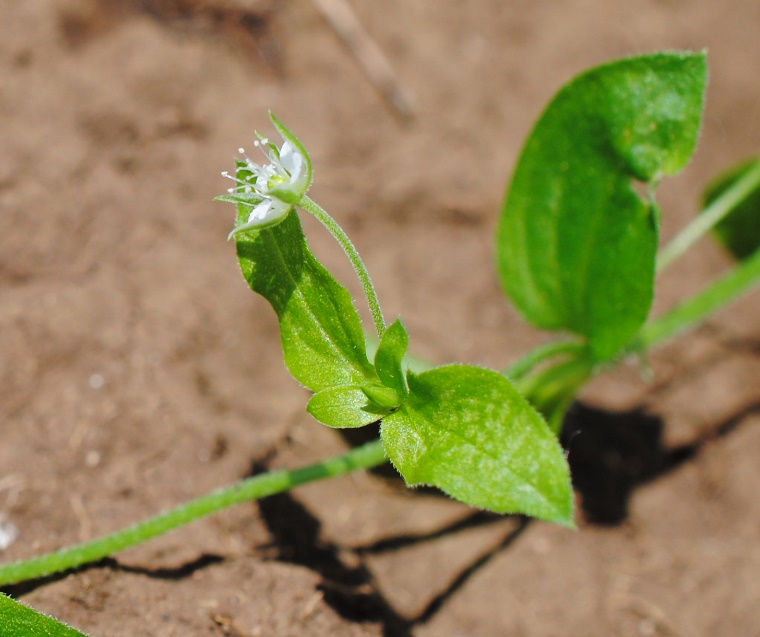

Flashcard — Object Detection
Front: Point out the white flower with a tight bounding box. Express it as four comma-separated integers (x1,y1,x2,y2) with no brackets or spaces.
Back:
220,114,312,240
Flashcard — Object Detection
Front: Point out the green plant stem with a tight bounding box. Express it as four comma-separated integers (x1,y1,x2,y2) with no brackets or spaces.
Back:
512,356,593,435
514,357,592,410
299,196,387,337
0,439,387,586
657,157,760,273
635,246,760,351
504,340,587,381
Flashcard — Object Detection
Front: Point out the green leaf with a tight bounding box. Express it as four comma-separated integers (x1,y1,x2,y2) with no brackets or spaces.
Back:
0,594,90,637
381,365,574,526
703,156,760,261
236,209,376,392
373,318,409,398
497,51,707,362
307,385,386,428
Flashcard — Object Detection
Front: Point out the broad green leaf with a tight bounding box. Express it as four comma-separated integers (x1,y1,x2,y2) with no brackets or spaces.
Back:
497,51,707,362
307,385,387,428
381,365,574,526
0,594,90,637
373,318,409,398
703,156,760,261
236,210,376,392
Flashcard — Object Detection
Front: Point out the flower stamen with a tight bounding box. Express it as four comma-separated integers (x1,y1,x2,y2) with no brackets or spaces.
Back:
217,114,313,240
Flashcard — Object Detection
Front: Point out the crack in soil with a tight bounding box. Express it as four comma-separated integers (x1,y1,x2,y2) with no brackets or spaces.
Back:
250,455,412,637
4,400,756,634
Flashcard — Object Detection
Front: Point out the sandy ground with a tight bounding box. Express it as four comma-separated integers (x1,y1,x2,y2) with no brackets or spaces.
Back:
1,1,759,635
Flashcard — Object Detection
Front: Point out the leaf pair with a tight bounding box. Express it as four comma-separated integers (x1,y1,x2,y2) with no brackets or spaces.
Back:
235,205,574,525
307,317,410,428
236,209,408,427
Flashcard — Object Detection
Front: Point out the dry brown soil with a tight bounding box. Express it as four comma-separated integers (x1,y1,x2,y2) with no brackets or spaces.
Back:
2,1,760,635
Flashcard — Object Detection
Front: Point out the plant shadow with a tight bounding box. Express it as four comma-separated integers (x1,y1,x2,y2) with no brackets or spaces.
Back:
0,554,226,598
561,402,674,524
255,399,758,635
250,458,414,637
252,452,528,637
6,400,753,635
561,400,758,524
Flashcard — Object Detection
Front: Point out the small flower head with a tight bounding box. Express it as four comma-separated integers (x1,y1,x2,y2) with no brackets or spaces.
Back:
217,113,313,239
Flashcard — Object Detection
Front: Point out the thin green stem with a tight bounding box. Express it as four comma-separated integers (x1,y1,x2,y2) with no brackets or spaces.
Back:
657,157,760,274
504,339,587,381
0,439,387,586
513,356,593,435
634,247,760,351
299,196,387,337
514,357,593,409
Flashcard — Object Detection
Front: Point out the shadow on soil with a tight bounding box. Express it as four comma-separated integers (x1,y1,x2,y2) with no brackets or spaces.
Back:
4,400,756,636
0,554,226,598
562,400,759,524
254,399,759,637
252,450,530,637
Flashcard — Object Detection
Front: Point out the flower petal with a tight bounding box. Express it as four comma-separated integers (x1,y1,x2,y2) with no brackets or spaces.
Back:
221,115,312,239
227,200,292,240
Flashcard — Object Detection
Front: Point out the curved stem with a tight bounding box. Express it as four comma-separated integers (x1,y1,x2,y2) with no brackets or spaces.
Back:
0,439,387,586
657,157,760,274
514,357,592,408
299,196,387,337
504,339,587,381
513,356,593,435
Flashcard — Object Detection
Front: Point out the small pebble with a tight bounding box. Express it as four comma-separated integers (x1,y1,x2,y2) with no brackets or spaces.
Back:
88,373,105,390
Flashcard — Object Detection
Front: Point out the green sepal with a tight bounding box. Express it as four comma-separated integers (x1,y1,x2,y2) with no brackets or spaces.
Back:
373,317,410,398
381,364,574,526
269,111,313,192
703,156,760,261
214,193,265,206
0,594,90,637
236,209,376,392
497,51,707,362
269,187,303,205
307,385,387,428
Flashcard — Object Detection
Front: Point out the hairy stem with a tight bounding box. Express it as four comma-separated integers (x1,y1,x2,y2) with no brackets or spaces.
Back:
0,440,387,586
299,196,387,337
657,157,760,273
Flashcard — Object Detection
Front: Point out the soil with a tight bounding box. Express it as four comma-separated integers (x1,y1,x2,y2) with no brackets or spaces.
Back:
1,1,759,635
